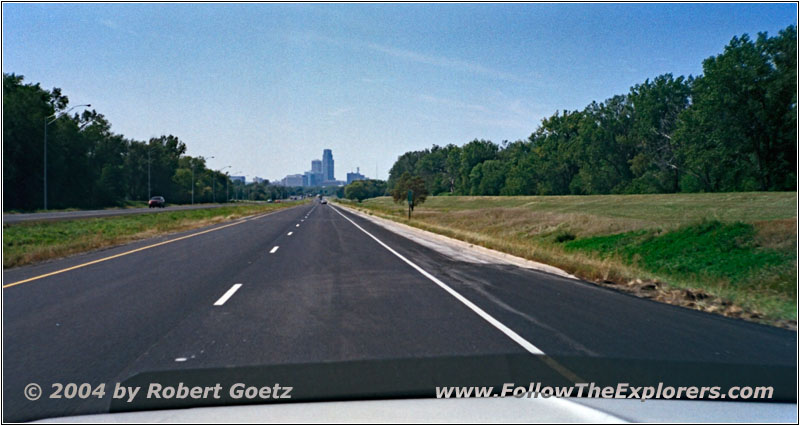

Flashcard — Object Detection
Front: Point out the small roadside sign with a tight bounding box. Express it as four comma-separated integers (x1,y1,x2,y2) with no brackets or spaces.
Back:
407,190,414,219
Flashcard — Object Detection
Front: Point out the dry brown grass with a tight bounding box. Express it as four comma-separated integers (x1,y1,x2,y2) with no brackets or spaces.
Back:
754,218,797,251
417,207,653,240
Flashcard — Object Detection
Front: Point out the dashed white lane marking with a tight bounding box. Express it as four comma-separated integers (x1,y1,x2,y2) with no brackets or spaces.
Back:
287,232,293,236
329,204,545,356
296,224,300,227
270,246,280,254
213,283,243,306
175,357,188,362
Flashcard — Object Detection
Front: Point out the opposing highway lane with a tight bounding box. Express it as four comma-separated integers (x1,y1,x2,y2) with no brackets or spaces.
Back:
2,203,231,224
2,201,795,421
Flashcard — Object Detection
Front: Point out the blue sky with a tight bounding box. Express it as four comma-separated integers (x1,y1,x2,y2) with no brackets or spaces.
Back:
3,3,796,182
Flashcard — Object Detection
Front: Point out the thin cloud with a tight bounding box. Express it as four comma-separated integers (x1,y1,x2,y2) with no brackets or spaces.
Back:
301,32,525,82
99,19,118,30
98,18,137,36
419,94,545,131
364,41,524,82
361,77,392,84
326,107,354,117
417,93,488,112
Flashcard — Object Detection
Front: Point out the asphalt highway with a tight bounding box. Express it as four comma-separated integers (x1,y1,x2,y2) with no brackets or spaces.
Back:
2,203,232,224
2,201,796,421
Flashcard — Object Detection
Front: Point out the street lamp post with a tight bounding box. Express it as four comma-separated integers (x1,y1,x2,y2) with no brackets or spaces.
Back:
43,104,91,210
148,144,154,200
212,162,229,204
232,171,242,202
147,140,161,201
191,156,214,205
191,161,194,205
219,166,232,203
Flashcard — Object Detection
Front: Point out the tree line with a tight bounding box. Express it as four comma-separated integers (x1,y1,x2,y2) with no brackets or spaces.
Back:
343,179,387,202
388,26,796,196
3,73,311,210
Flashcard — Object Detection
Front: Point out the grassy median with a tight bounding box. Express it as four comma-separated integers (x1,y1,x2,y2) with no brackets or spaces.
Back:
3,202,306,269
338,193,796,327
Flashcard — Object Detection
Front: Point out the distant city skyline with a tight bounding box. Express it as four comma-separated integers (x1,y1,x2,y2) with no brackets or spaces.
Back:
2,3,795,181
279,148,357,187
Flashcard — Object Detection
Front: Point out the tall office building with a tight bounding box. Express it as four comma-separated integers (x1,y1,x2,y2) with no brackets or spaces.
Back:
281,174,304,187
322,149,334,181
347,167,366,184
311,159,322,173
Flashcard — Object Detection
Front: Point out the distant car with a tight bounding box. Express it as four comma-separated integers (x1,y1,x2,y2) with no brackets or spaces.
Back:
148,196,166,208
321,199,328,204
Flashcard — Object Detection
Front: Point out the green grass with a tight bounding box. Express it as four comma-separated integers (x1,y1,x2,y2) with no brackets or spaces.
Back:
565,221,794,318
567,222,782,281
3,201,306,268
340,192,796,324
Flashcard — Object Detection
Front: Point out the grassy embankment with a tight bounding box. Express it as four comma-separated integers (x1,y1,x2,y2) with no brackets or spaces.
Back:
338,193,796,327
3,201,306,268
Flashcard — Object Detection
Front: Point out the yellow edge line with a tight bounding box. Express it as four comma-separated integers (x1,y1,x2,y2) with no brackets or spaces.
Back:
3,208,285,289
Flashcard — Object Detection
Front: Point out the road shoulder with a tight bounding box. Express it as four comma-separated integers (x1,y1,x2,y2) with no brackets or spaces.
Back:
334,203,577,280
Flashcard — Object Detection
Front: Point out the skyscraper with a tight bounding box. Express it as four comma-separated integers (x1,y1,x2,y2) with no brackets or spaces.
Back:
347,167,366,184
322,149,334,181
311,159,322,173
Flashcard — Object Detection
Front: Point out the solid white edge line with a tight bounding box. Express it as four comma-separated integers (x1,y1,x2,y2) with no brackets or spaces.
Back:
329,204,545,355
270,246,279,253
214,283,243,306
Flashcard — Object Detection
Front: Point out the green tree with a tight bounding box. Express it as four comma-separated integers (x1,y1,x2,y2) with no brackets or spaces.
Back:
344,179,388,201
675,26,797,191
476,159,507,195
457,139,498,193
528,110,583,195
344,180,370,201
391,172,428,211
4,74,66,209
573,96,636,194
628,74,692,192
